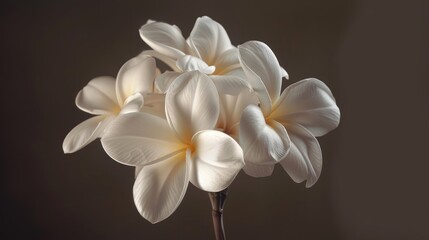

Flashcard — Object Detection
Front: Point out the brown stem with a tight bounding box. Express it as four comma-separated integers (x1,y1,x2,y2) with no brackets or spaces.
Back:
208,188,228,240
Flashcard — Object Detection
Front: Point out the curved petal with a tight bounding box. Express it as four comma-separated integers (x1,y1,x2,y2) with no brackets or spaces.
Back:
141,50,180,72
75,76,119,115
166,71,220,143
116,55,156,105
133,150,190,223
280,66,289,80
243,161,275,178
176,55,215,74
101,112,186,166
213,48,241,75
211,75,258,134
119,92,144,115
271,78,340,137
63,115,114,153
189,130,244,192
188,16,233,65
238,41,282,102
280,123,322,188
239,105,290,164
139,21,188,59
238,44,272,116
155,71,181,93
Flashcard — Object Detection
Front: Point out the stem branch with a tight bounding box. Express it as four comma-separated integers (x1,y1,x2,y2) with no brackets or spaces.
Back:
208,188,228,240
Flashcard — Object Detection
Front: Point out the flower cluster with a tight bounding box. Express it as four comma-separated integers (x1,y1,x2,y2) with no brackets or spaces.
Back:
63,16,340,223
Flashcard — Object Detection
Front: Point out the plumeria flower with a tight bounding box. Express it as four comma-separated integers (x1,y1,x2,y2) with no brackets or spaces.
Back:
238,41,340,187
101,71,244,223
139,16,240,77
63,54,164,153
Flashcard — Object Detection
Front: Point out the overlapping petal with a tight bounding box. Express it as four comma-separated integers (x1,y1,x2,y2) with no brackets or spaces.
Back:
63,115,115,153
270,78,340,137
116,55,156,104
242,161,275,178
189,130,244,192
188,16,233,65
133,151,190,223
154,71,181,93
119,92,144,115
238,41,283,104
165,71,219,143
239,105,290,164
238,41,282,115
176,55,215,74
280,123,322,188
75,76,118,115
213,48,241,75
139,21,187,59
211,75,257,135
101,112,186,166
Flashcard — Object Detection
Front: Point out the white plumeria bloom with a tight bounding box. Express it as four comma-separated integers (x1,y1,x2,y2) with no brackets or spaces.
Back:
63,54,164,153
101,71,244,223
140,16,241,76
238,41,340,187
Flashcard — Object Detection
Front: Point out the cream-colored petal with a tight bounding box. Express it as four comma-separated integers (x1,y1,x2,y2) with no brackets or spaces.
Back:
188,16,233,65
63,115,114,153
280,123,322,188
101,112,186,166
133,150,189,223
238,41,283,105
239,105,290,164
116,55,156,105
176,55,215,74
242,161,275,178
211,75,258,135
280,66,289,80
140,93,166,118
75,76,118,115
119,92,144,115
141,50,180,72
189,130,244,192
165,71,219,143
154,71,181,93
271,78,340,137
139,21,188,59
213,48,241,75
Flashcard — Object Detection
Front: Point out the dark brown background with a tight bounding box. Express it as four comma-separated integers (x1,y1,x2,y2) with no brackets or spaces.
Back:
1,0,428,239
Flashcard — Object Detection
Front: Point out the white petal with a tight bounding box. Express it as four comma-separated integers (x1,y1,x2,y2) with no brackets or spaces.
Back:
211,75,258,135
243,161,275,178
101,112,186,166
280,123,322,188
190,130,244,192
239,105,290,164
176,55,215,74
75,76,119,115
133,151,190,223
63,115,114,153
271,78,340,137
119,92,144,115
140,93,166,118
166,71,220,143
116,55,156,105
155,71,181,93
141,50,180,72
238,41,283,115
213,48,241,75
188,16,233,65
280,66,289,80
139,21,188,59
